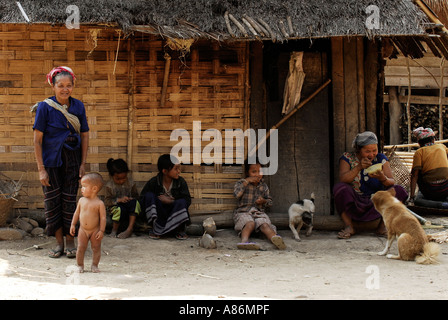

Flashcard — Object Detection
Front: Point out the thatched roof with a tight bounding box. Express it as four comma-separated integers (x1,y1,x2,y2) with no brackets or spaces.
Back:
3,0,448,59
0,0,435,40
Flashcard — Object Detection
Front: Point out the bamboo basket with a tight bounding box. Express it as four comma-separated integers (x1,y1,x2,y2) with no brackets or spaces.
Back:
386,146,412,193
0,173,22,227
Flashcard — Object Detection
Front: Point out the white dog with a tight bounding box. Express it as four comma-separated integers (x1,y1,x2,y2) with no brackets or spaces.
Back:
288,193,315,241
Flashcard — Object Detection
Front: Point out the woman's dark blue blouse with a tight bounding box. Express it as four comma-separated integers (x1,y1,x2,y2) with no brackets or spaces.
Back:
33,96,89,167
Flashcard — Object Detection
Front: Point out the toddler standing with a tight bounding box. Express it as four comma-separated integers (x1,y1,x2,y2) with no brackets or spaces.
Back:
70,172,106,273
104,158,141,238
233,161,285,250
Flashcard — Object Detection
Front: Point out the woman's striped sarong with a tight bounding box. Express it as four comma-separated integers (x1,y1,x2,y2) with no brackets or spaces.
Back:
142,192,190,236
42,146,81,236
418,178,448,201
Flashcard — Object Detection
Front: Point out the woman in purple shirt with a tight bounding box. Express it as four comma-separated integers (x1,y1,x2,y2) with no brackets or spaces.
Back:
33,67,89,258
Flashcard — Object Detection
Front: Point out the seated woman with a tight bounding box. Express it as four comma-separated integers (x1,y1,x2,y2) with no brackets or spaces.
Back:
410,127,448,203
140,154,191,240
333,131,408,239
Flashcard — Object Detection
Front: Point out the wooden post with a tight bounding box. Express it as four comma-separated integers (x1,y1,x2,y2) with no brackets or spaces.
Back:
406,57,412,150
343,38,359,147
250,41,264,130
357,38,366,132
126,38,135,169
364,40,379,133
388,86,402,144
160,52,171,107
331,37,345,181
439,58,445,140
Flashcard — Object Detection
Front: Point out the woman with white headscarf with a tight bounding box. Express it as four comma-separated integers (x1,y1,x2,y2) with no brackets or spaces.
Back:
333,131,408,239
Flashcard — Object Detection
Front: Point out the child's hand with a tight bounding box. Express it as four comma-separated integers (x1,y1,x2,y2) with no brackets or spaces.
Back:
246,176,261,185
255,197,266,206
117,196,131,203
95,230,104,240
70,225,76,236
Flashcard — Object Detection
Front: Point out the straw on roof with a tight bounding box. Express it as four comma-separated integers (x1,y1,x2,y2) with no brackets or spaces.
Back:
0,0,432,40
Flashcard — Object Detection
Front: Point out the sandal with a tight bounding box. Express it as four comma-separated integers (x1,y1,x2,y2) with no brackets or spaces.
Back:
237,242,261,250
271,235,286,250
175,231,188,240
65,248,77,259
48,248,64,258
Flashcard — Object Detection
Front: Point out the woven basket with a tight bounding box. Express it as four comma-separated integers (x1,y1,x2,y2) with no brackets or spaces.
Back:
0,173,22,227
386,147,411,193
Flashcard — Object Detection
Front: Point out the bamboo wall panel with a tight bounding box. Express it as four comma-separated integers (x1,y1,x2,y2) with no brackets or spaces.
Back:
0,25,246,214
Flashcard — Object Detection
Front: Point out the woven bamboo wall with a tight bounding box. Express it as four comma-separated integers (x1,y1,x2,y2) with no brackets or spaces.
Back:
0,24,248,214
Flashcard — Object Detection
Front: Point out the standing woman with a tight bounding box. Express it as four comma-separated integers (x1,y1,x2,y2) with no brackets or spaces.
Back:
32,66,89,258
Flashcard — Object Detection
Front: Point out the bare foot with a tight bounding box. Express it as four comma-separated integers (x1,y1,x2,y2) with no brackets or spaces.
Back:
91,265,100,273
117,229,133,239
337,226,355,239
77,265,84,273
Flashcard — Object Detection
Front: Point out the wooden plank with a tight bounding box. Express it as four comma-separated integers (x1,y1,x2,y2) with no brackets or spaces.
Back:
364,40,379,132
357,37,366,133
383,94,448,105
343,38,359,146
331,37,345,173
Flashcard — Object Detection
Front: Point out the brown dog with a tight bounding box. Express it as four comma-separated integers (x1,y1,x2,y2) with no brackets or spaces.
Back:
371,188,440,264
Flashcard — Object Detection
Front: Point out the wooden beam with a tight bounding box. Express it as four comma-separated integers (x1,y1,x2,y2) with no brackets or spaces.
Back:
331,37,346,181
414,0,448,33
126,38,135,170
343,38,359,145
160,53,171,107
190,211,382,231
364,40,379,132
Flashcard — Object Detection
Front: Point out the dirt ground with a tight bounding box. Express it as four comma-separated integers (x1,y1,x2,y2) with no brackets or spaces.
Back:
0,221,448,301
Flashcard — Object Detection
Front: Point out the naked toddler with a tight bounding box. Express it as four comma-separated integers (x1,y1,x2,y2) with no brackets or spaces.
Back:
70,173,106,273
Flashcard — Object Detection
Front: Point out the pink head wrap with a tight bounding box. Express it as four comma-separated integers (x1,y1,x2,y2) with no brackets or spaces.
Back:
412,127,435,141
46,66,76,86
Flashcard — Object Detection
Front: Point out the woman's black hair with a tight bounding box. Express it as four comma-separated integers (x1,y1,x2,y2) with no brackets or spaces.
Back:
157,154,179,173
106,158,129,176
52,71,74,85
418,136,436,147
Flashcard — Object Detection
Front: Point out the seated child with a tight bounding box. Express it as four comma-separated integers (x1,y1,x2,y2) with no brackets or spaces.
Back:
140,154,191,240
70,172,106,273
104,158,141,239
233,161,285,250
